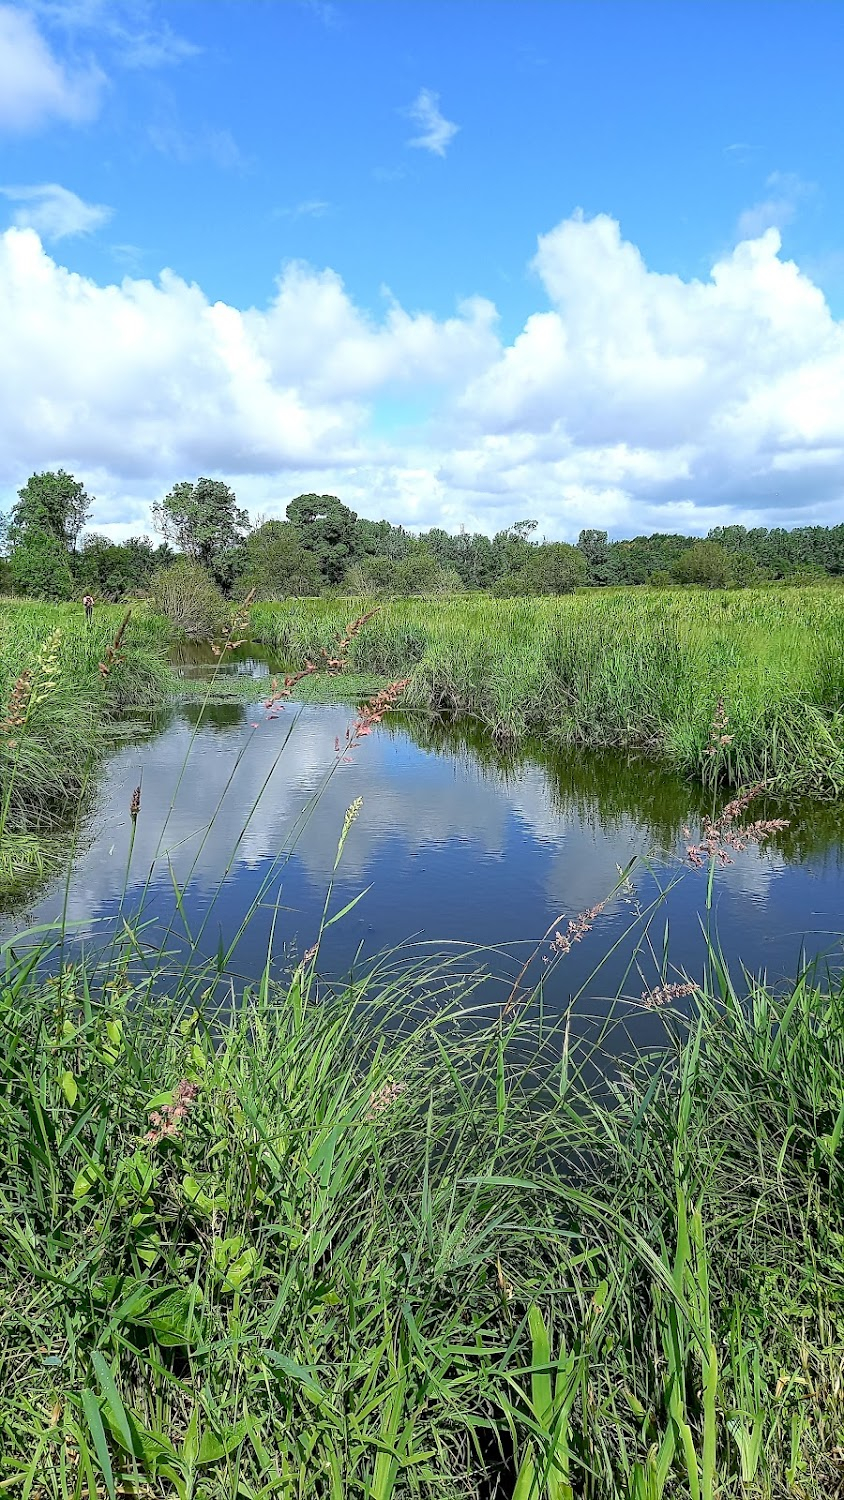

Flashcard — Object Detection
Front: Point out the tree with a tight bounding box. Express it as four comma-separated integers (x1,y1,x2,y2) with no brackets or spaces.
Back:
237,520,322,598
152,478,249,591
493,542,586,596
577,528,610,584
673,541,734,589
11,470,91,552
74,534,169,599
9,530,74,599
286,494,361,585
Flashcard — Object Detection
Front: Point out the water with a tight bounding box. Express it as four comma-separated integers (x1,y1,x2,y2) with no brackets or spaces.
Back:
6,667,844,1017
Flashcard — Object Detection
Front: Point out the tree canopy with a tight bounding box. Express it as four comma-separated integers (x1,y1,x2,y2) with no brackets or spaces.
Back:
152,478,249,590
11,470,91,553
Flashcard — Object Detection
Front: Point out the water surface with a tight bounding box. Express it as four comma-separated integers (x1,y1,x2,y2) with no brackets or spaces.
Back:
6,683,844,1018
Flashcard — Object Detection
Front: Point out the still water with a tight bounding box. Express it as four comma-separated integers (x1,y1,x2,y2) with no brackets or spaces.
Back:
6,664,844,1013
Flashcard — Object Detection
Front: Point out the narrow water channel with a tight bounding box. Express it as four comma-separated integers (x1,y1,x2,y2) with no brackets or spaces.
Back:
5,651,844,1020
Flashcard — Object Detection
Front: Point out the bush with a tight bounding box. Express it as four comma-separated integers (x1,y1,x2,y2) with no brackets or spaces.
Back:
149,559,227,637
673,540,734,589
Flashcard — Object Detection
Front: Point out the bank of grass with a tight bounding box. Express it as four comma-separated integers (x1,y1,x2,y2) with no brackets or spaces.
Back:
0,600,170,889
172,670,386,706
250,589,844,796
0,928,842,1498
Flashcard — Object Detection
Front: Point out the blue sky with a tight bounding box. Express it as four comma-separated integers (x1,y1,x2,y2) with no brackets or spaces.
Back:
2,0,844,541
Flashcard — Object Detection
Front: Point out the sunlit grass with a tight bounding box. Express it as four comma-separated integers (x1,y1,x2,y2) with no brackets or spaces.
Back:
251,589,844,795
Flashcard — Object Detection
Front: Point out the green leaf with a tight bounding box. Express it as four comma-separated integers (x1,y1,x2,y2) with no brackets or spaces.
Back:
73,1162,100,1199
60,1069,78,1106
80,1390,115,1499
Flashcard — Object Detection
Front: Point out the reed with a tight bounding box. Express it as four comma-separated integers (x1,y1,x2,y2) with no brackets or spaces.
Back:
250,588,844,796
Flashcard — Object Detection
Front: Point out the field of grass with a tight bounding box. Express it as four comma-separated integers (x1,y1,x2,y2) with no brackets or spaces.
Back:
251,589,844,796
1,925,842,1498
0,600,171,891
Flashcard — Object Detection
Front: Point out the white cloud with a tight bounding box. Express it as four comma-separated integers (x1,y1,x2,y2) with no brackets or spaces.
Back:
0,182,111,239
737,171,813,239
2,214,844,541
0,3,104,132
278,199,331,219
405,88,459,157
148,118,245,170
29,0,200,68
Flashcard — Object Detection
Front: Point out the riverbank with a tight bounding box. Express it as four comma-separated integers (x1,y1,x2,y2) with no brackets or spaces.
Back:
0,601,170,893
1,928,841,1498
250,590,844,796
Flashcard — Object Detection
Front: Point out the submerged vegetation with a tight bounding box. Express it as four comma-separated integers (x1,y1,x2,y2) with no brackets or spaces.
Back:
251,589,844,796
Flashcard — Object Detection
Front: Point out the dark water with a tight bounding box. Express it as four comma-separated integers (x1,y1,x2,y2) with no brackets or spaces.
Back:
5,659,844,1018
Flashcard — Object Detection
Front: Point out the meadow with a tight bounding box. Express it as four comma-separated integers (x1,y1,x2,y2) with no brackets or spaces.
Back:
251,588,844,796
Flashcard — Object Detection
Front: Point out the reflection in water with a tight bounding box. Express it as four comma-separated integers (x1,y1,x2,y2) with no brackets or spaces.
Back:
4,698,844,1011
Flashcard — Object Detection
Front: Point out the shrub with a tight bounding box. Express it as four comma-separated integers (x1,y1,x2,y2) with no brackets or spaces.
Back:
149,559,227,637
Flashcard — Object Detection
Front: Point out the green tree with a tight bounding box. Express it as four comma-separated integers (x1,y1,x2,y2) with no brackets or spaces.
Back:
286,494,361,585
74,534,170,599
577,528,610,584
494,541,586,596
673,540,734,589
9,530,74,599
237,520,322,598
152,478,249,591
11,470,92,552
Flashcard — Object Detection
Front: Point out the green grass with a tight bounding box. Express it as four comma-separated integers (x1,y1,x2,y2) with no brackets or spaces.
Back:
1,593,843,1496
1,929,842,1497
172,671,387,705
250,589,844,796
0,601,171,892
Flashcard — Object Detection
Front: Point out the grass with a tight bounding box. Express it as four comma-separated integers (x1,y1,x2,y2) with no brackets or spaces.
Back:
1,594,843,1496
250,589,844,797
1,928,843,1498
172,671,387,706
0,601,171,893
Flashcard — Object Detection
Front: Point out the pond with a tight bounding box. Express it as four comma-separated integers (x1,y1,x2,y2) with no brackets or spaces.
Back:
5,652,844,1021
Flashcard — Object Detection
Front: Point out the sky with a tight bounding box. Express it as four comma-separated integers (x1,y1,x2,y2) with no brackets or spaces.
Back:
2,0,844,544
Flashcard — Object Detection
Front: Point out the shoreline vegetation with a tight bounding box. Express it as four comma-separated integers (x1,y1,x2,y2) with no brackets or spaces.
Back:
1,592,844,1494
2,920,843,1497
249,590,844,797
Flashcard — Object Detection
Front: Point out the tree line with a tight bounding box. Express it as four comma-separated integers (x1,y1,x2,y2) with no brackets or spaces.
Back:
2,469,842,603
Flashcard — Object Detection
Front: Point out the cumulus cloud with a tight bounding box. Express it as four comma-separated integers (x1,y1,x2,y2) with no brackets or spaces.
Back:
1,213,844,540
405,88,459,157
0,182,111,239
0,3,104,132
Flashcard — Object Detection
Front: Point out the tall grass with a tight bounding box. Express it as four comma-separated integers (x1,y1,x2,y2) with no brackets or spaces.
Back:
0,601,170,890
251,589,844,796
1,930,843,1497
